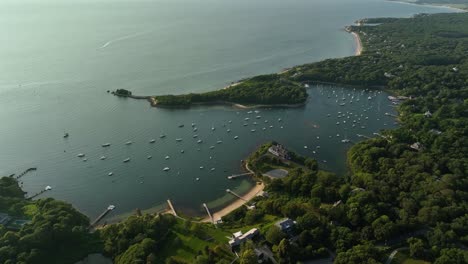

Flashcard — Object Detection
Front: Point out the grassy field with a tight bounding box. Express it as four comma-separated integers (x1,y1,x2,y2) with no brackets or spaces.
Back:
155,220,234,262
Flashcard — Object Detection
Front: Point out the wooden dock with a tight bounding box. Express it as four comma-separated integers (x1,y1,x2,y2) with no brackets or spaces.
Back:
90,206,115,227
203,203,215,225
26,188,50,200
356,134,371,139
167,199,178,217
226,189,247,201
227,172,253,180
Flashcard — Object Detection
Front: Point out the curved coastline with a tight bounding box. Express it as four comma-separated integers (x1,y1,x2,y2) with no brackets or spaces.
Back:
105,24,364,223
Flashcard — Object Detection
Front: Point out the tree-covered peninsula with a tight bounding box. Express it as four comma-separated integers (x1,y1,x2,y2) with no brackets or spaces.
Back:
152,74,307,107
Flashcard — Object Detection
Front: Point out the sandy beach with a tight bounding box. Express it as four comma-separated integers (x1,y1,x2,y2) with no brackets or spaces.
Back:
352,32,363,56
202,182,264,223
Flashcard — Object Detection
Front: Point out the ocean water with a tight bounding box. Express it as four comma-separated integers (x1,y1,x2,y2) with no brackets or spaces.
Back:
0,0,456,218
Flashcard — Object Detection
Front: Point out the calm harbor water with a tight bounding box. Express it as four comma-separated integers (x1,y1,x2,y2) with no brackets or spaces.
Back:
0,0,456,218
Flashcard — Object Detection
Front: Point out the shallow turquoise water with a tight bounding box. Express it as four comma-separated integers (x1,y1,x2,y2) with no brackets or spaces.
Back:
0,0,456,218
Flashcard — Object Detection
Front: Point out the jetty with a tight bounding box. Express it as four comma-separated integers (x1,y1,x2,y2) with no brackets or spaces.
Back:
226,189,247,201
90,205,115,228
203,203,215,225
14,167,37,179
227,172,253,180
357,134,371,139
167,199,178,217
26,188,49,200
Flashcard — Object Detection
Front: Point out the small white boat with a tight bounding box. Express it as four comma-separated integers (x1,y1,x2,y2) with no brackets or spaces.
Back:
210,146,215,149
147,155,152,159
197,139,203,144
304,146,308,149
100,156,106,160
234,136,239,139
211,126,215,131
181,150,185,153
196,178,200,181
178,124,184,128
244,117,250,121
193,127,198,131
149,139,156,143
339,103,346,106
176,138,183,142
228,120,232,123
102,143,111,147
341,139,351,143
193,134,198,138
45,186,52,191
77,153,85,157
256,116,261,119
247,111,253,114
304,84,309,88
216,140,223,144
83,158,88,162
165,156,170,160
227,129,231,133
253,122,258,125
123,158,130,162
262,127,266,130
336,122,340,125
108,172,113,176
125,141,132,145
368,96,372,100
108,205,116,210
278,118,282,122
250,129,256,132
243,123,248,126
191,123,196,127
163,167,170,171
199,166,204,169
159,134,166,138
210,168,215,171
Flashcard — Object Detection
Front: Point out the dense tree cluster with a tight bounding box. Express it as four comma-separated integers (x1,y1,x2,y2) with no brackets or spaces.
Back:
0,178,96,264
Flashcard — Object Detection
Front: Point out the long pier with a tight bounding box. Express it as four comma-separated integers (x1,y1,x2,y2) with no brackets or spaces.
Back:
203,203,215,225
227,172,253,180
167,199,178,217
385,112,398,118
356,134,371,139
90,206,115,227
26,188,50,200
226,189,247,201
14,167,37,179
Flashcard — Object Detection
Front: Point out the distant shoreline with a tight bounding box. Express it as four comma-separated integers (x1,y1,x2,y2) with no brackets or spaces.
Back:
386,0,467,12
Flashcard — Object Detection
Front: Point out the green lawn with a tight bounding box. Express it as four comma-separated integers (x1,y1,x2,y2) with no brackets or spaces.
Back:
155,220,234,263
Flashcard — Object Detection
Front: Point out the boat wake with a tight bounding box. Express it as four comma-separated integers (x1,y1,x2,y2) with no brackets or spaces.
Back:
99,31,151,49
